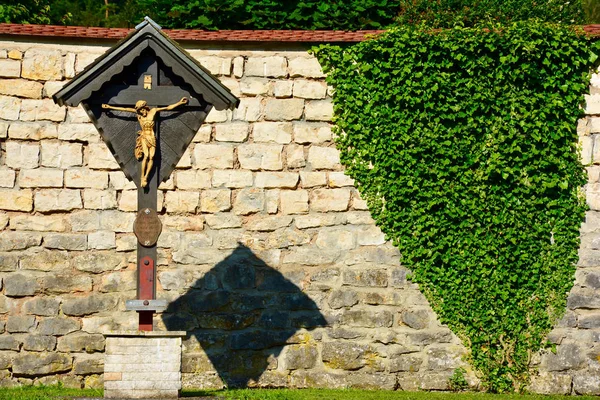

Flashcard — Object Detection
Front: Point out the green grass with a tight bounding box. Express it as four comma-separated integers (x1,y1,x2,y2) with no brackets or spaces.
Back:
0,386,598,400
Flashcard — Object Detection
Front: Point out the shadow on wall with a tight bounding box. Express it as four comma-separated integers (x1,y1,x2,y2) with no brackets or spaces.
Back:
161,243,327,388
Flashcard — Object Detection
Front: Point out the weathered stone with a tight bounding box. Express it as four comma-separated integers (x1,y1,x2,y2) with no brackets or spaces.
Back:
568,289,600,309
215,122,249,142
41,141,83,168
65,168,108,189
24,297,61,316
299,171,327,188
328,289,359,309
293,122,332,144
0,335,21,350
21,49,64,80
240,77,270,96
542,343,585,371
173,247,226,265
205,213,243,229
0,79,42,99
9,122,56,140
529,373,572,395
175,170,211,190
265,228,310,249
195,55,231,75
22,335,56,352
5,141,39,169
0,254,19,272
7,315,36,333
283,344,318,370
288,57,325,78
245,56,287,78
342,268,387,287
282,247,339,265
266,189,279,214
99,270,136,293
43,81,65,98
233,188,264,215
307,146,341,170
73,354,104,375
273,80,293,98
0,95,20,120
0,231,41,251
35,189,82,212
108,172,136,190
84,189,117,210
340,310,393,328
193,144,234,169
43,233,87,251
390,355,423,373
0,169,16,188
322,342,372,370
397,371,451,391
238,143,283,171
246,215,293,232
426,346,463,370
10,215,66,232
44,274,92,294
88,231,115,250
310,188,350,212
253,122,292,144
57,332,105,353
255,172,299,189
84,374,103,389
316,228,355,250
4,274,39,297
233,97,262,122
20,99,66,122
200,189,231,213
165,191,199,213
71,252,126,274
280,190,309,214
0,59,20,78
574,373,600,395
286,144,306,168
305,100,333,121
265,99,304,121
0,213,7,230
293,80,327,99
13,352,72,376
37,317,80,336
212,170,253,188
57,123,98,142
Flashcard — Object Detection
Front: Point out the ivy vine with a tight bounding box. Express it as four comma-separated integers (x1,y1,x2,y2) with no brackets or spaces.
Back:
315,22,599,392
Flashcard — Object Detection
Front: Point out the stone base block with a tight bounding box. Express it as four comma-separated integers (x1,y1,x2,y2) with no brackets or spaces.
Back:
103,331,186,399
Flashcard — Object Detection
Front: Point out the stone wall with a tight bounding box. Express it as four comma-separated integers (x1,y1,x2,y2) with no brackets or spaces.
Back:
0,36,597,394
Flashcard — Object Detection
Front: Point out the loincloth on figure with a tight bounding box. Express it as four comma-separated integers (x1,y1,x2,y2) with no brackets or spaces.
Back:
135,130,156,160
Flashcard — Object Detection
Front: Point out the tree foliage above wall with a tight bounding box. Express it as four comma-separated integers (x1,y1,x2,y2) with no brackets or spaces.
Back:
315,22,599,391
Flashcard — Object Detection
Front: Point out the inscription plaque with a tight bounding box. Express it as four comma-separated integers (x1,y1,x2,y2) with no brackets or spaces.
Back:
133,208,162,247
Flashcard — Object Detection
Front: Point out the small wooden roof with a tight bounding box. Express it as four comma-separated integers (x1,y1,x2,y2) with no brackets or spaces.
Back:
53,17,239,110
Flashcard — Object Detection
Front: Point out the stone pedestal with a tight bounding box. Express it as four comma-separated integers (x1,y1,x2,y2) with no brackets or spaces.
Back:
103,331,186,399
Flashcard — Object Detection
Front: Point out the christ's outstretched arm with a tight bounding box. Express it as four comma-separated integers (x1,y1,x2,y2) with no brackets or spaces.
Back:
102,104,137,113
154,97,188,112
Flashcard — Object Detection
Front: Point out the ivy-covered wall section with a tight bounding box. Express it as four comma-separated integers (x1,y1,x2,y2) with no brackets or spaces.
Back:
316,22,599,392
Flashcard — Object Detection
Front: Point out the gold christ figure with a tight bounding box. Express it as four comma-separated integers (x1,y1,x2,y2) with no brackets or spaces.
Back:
102,97,188,188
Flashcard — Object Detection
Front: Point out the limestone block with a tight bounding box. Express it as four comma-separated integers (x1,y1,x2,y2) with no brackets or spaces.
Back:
238,143,283,171
5,273,40,297
357,226,386,246
286,144,306,168
0,59,20,78
0,79,42,99
288,57,325,78
7,50,21,59
0,213,7,230
310,188,351,212
322,342,372,370
205,108,230,123
328,289,359,309
74,353,104,375
255,172,299,189
163,215,204,231
175,147,192,169
57,124,98,142
233,97,262,122
22,49,63,80
233,188,264,215
99,270,136,293
273,80,293,98
176,170,211,190
72,251,126,274
214,121,249,143
75,53,100,73
200,189,231,213
195,56,231,75
193,144,234,169
5,141,39,169
35,189,82,212
109,172,136,190
295,213,345,229
6,315,36,333
339,310,393,328
69,211,101,232
265,228,310,249
13,352,71,376
43,81,65,98
41,141,83,168
115,235,136,252
65,107,89,124
316,228,355,250
280,190,308,214
305,100,334,121
307,146,341,170
204,213,242,229
22,335,56,352
329,172,354,187
212,169,253,188
62,294,119,316
0,231,41,251
65,169,108,189
264,98,304,121
541,343,585,371
245,56,287,78
88,231,116,250
64,53,76,78
283,344,318,370
232,56,244,77
37,317,80,336
293,80,327,99
88,143,119,170
240,77,270,96
8,122,56,140
351,196,369,211
20,99,65,122
84,189,117,210
0,95,20,120
43,233,87,251
99,211,135,233
23,297,61,316
0,121,7,138
594,135,600,165
586,94,600,115
253,122,292,144
246,215,293,232
18,168,63,188
43,274,92,294
0,169,16,188
293,122,332,144
300,171,327,188
193,125,212,143
574,374,600,395
0,335,22,351
0,189,33,211
165,191,199,214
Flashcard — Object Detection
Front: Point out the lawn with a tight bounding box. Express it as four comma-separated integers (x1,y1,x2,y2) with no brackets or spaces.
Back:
0,387,598,400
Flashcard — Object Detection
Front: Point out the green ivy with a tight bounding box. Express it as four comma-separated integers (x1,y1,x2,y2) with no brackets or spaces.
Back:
315,22,599,392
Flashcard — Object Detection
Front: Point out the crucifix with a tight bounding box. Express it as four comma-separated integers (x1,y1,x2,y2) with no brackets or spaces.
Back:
53,17,239,332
